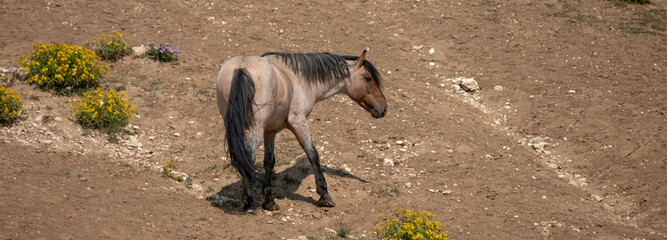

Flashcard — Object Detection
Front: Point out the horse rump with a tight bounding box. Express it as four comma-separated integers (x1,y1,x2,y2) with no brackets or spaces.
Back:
224,68,265,184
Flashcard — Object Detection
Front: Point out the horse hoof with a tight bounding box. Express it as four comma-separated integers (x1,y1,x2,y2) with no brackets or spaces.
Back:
262,202,280,211
243,208,256,214
316,197,336,207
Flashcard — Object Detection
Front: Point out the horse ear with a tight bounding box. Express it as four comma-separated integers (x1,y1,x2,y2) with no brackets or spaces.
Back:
355,49,367,68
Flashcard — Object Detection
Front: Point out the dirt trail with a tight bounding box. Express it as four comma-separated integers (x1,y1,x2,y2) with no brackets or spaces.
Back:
1,0,665,239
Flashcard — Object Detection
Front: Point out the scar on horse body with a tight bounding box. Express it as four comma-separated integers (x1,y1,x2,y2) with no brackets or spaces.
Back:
216,50,386,212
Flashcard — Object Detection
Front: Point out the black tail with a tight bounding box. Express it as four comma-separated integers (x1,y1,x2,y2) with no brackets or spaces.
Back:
224,68,265,184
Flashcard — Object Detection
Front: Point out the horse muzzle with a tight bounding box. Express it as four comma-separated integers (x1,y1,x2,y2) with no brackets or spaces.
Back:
371,106,387,118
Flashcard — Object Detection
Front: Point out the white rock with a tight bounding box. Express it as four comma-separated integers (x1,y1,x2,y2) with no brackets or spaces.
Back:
428,48,435,54
191,183,204,192
132,45,150,56
568,90,576,94
450,77,479,92
173,133,180,137
442,190,452,195
383,158,394,166
494,85,503,91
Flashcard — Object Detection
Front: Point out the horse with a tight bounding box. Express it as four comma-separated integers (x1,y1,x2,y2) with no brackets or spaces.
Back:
216,50,387,212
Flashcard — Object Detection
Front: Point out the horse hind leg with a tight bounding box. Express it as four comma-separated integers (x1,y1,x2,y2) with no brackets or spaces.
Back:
261,130,280,211
239,172,255,213
241,128,264,212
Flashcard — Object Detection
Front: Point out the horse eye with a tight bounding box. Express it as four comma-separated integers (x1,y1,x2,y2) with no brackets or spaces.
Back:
364,77,372,82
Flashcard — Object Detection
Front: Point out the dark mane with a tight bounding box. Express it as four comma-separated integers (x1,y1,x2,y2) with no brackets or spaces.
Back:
262,52,382,89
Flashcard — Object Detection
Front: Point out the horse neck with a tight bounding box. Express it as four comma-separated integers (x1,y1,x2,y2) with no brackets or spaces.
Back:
312,79,348,103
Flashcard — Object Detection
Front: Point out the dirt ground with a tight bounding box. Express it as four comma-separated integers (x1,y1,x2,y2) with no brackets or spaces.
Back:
1,0,665,239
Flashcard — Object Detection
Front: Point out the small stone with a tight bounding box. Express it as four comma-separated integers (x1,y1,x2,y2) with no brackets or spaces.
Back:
173,133,180,137
494,85,503,91
592,195,603,202
383,158,394,166
54,117,62,122
442,190,452,195
428,48,435,54
529,95,535,99
132,45,150,56
149,136,155,140
568,90,576,94
404,182,412,188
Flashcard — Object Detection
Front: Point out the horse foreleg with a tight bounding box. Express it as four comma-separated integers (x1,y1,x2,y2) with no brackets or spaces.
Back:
288,119,336,207
261,130,280,211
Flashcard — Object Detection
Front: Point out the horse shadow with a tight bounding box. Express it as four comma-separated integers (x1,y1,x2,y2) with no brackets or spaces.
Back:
209,155,368,214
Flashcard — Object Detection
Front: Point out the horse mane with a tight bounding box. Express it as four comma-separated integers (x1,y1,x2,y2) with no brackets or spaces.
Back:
262,52,382,89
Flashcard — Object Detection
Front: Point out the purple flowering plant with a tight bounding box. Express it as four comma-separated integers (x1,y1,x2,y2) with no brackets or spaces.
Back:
145,40,179,63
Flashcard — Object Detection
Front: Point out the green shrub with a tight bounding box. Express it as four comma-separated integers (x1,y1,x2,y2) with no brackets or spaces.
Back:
94,31,132,61
0,86,23,124
374,207,448,240
21,43,109,94
70,88,134,133
145,40,180,63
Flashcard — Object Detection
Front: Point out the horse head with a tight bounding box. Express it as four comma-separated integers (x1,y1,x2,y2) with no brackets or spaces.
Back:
345,50,387,118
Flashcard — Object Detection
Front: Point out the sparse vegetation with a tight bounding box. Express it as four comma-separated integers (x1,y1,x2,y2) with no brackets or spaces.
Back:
145,40,180,63
0,86,23,125
611,0,650,6
162,156,185,181
282,174,301,186
20,43,109,94
94,31,132,61
373,207,448,240
70,88,134,136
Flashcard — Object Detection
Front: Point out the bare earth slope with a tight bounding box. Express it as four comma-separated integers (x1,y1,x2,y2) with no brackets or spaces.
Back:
1,0,665,239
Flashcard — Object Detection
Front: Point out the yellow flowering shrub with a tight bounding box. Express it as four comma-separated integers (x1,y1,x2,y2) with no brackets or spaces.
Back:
20,43,109,94
162,156,188,181
374,207,448,240
0,86,23,124
94,31,131,61
70,88,134,133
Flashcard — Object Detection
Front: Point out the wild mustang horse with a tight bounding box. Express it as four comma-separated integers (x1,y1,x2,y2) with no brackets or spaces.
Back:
216,50,387,212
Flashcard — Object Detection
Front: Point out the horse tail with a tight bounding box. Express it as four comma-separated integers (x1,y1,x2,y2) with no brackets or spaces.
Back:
224,68,265,184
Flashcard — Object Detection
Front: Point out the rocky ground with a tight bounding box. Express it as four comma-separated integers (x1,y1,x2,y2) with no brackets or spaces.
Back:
1,0,665,239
